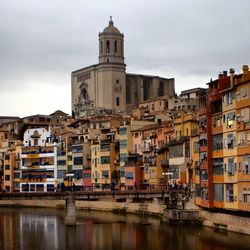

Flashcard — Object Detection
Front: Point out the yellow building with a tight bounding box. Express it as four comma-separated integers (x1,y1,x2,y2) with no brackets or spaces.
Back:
168,112,198,185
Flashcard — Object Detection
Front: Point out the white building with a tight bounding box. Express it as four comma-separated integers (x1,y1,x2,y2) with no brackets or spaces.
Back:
20,128,58,192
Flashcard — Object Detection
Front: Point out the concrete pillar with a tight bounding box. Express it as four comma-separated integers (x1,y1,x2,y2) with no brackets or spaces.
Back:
65,196,76,226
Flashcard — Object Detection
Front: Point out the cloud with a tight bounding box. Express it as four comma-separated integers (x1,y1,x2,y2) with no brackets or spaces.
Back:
0,0,249,116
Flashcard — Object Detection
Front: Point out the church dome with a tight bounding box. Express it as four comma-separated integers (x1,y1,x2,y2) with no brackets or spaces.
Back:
102,17,122,35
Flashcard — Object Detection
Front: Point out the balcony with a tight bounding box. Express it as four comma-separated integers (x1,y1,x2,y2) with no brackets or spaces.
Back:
142,145,153,153
148,157,156,166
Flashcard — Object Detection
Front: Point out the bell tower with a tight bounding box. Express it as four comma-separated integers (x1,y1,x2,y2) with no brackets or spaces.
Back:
98,17,125,65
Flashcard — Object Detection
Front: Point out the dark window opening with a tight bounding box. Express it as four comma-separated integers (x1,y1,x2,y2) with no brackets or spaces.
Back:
116,97,120,106
158,81,164,96
106,40,110,53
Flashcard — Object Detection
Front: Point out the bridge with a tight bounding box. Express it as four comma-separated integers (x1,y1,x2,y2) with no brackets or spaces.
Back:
0,190,191,225
0,190,175,200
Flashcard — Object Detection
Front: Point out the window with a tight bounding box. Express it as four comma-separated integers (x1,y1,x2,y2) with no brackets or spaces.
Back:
238,131,248,145
226,184,234,202
199,137,207,147
214,184,224,201
125,172,134,179
169,145,183,158
243,156,250,174
227,133,234,149
120,139,128,149
73,157,83,165
143,79,150,101
211,100,222,114
100,143,110,152
193,142,199,153
226,112,235,127
116,97,120,106
228,157,235,176
57,160,66,166
100,156,110,164
158,81,164,96
106,40,110,52
199,118,206,128
5,155,10,160
200,152,207,163
243,193,250,204
114,40,117,53
102,171,109,179
201,187,208,200
84,173,91,179
126,80,131,104
14,173,20,179
240,86,248,99
185,143,190,157
57,170,65,178
225,91,234,105
5,175,10,181
73,145,83,153
120,154,127,162
212,134,223,151
195,161,200,176
5,164,10,170
172,168,179,179
213,158,224,175
195,184,201,196
200,170,208,180
213,113,222,127
119,127,127,135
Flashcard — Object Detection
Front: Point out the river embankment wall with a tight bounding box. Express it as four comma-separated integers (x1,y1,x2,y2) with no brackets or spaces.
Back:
1,199,250,235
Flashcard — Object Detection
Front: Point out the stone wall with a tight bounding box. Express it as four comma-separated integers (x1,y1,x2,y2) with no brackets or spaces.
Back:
201,209,250,235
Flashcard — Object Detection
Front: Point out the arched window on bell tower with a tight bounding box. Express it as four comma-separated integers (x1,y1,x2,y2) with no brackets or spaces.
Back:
114,40,117,53
106,40,110,53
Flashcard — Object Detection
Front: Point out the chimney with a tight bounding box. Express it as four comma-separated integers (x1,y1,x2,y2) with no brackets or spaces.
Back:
223,71,227,77
229,68,235,87
218,73,223,79
242,65,249,74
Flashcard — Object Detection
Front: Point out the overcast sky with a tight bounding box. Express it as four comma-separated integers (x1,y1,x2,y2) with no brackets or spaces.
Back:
0,0,249,117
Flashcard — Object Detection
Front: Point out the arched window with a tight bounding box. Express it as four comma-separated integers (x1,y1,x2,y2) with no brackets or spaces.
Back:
114,40,117,53
106,40,110,53
158,81,164,96
126,80,131,104
116,97,120,106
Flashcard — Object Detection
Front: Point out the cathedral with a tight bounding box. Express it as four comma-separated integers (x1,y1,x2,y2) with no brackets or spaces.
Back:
71,17,175,118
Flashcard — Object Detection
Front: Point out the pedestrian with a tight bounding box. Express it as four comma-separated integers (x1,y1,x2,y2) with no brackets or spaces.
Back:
72,182,76,192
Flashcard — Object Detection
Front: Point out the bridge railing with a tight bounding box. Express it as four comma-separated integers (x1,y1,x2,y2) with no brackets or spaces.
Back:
0,184,190,195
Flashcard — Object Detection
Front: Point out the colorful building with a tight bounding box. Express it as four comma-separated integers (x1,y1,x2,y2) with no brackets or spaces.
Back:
20,128,58,192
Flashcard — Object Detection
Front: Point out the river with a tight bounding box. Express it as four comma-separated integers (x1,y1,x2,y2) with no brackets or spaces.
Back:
0,207,250,250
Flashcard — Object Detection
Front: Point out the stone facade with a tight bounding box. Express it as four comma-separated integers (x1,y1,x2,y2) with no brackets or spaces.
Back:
71,18,175,118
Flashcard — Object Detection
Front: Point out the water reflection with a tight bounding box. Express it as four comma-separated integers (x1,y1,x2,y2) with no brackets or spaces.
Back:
0,208,250,250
